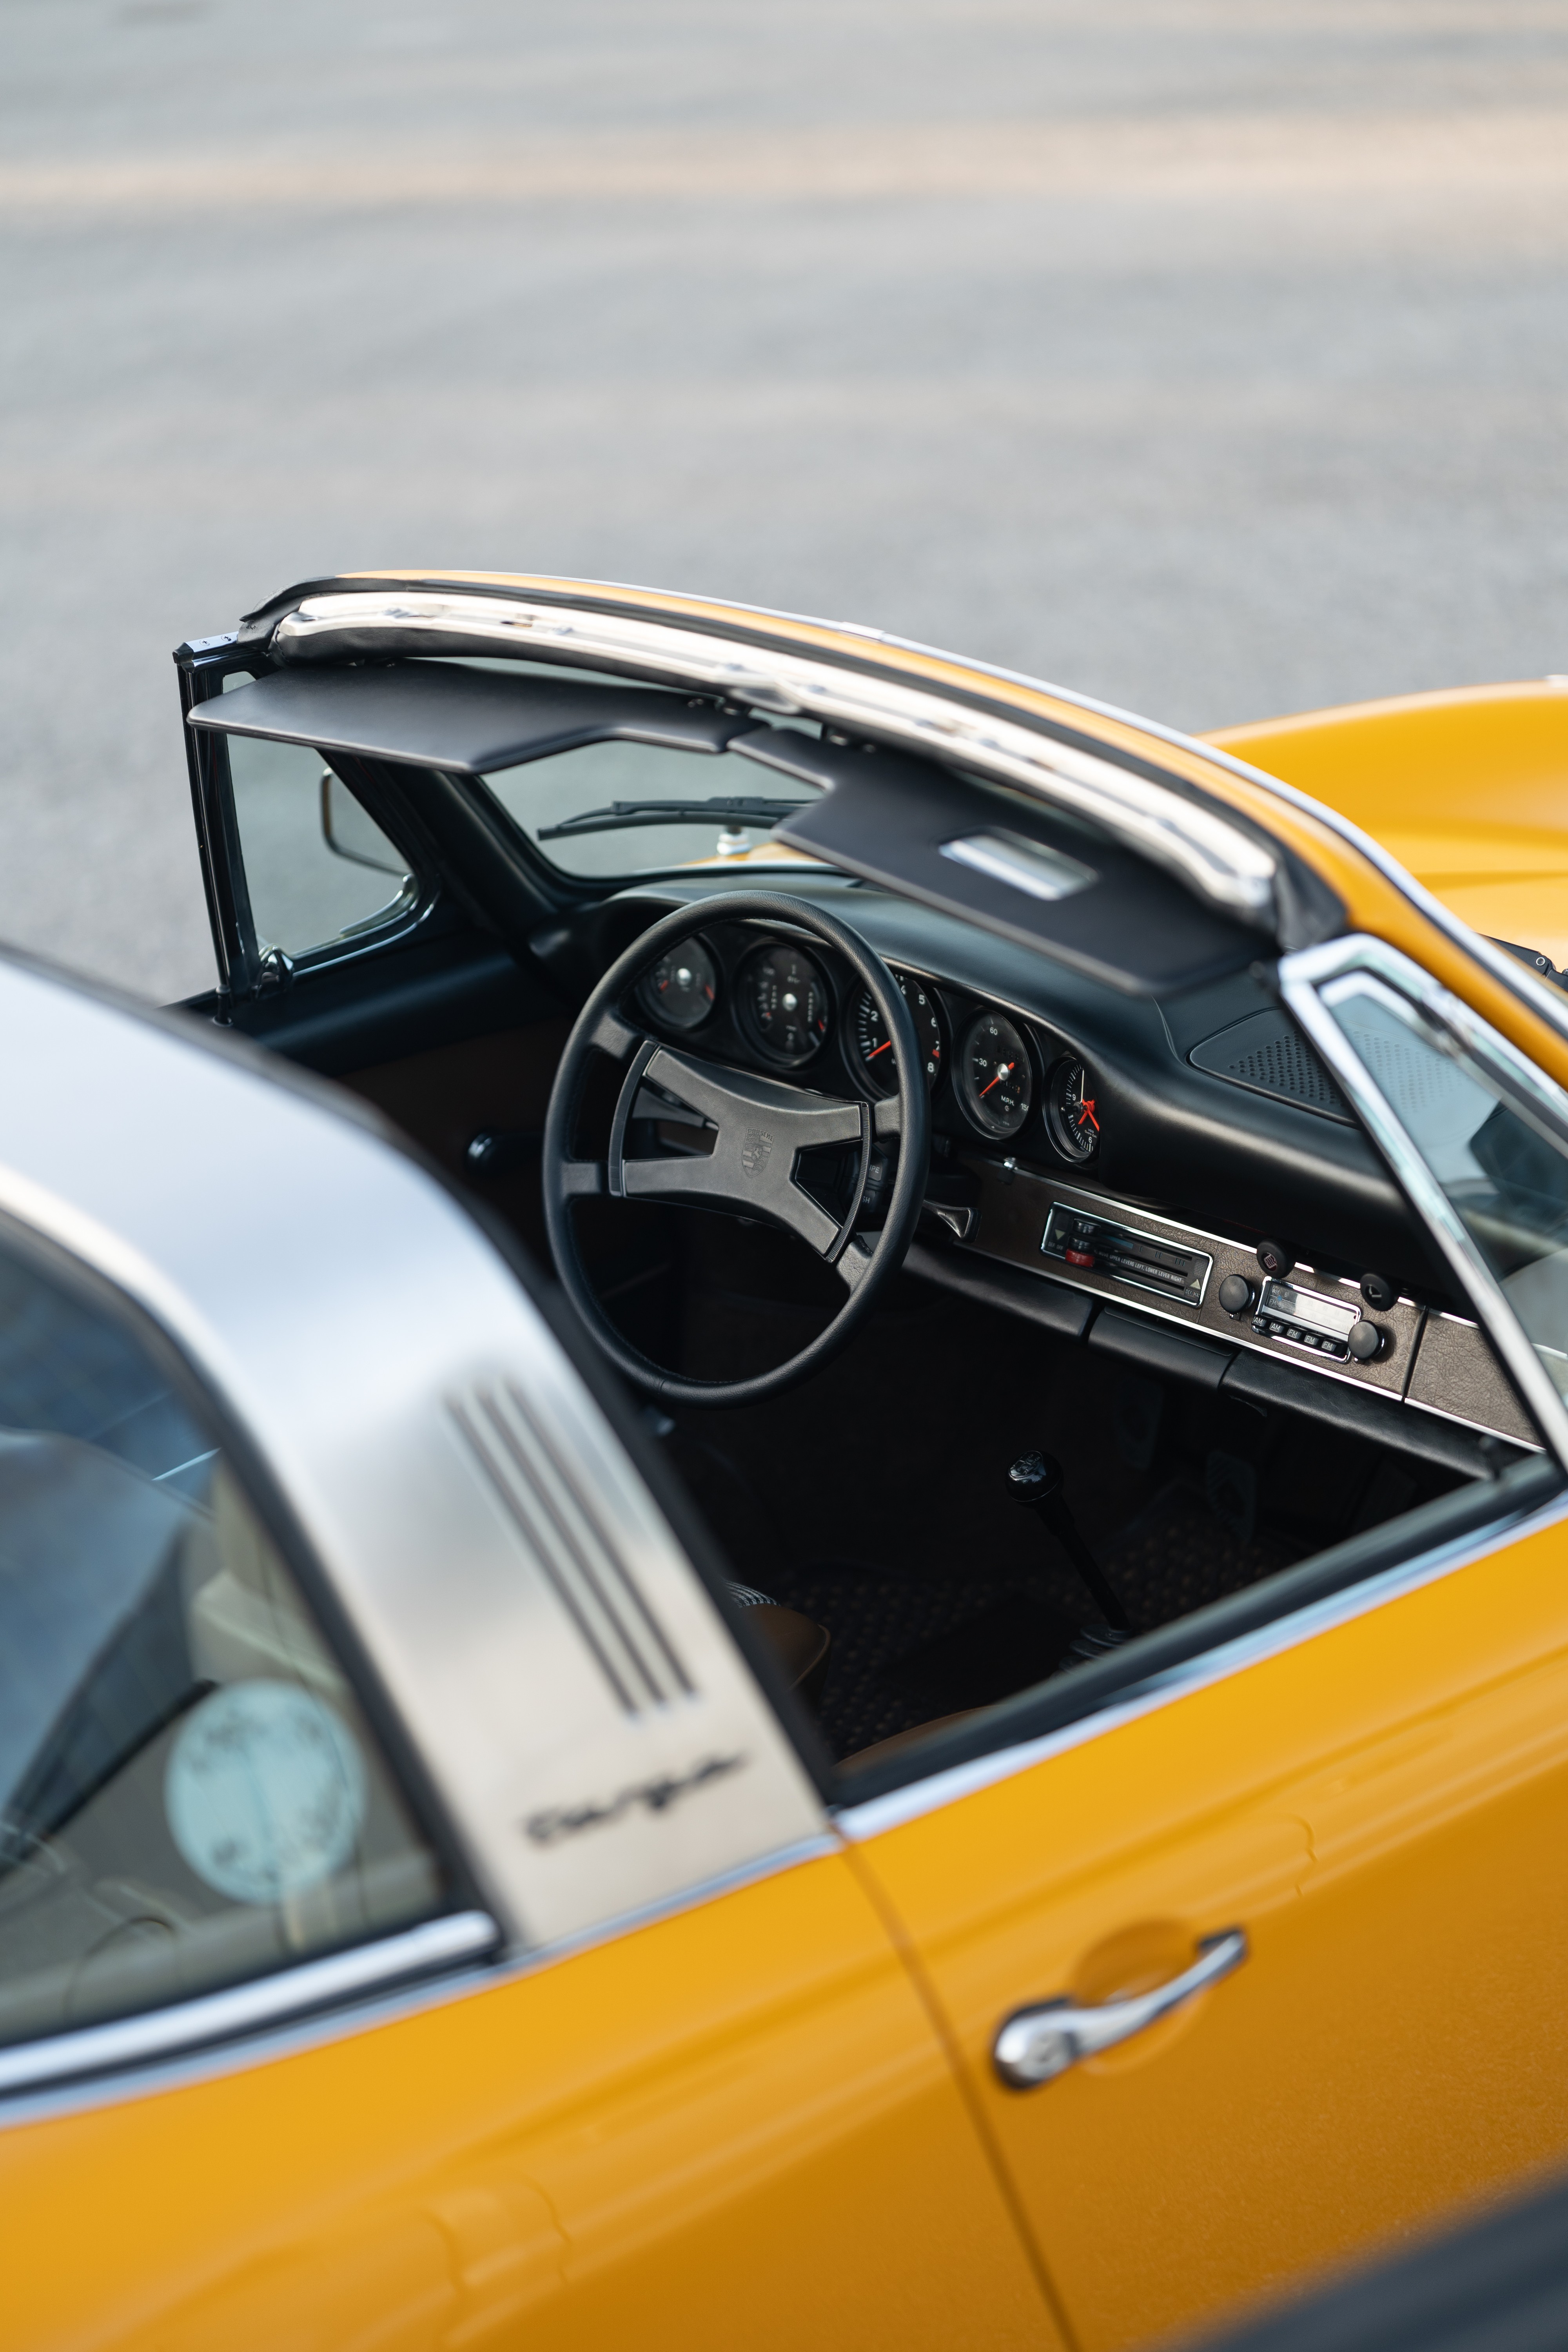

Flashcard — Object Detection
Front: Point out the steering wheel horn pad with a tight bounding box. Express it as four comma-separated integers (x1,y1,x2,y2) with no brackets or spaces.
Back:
542,893,930,1407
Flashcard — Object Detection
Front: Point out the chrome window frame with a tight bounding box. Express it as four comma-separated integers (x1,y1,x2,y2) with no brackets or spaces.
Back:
0,1913,499,2102
181,651,443,1002
1279,934,1568,1472
267,592,1283,932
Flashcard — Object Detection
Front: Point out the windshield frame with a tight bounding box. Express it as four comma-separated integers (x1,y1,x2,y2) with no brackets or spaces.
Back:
1281,933,1568,1468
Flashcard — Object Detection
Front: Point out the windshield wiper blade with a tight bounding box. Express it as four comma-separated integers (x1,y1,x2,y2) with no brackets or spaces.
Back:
537,795,808,840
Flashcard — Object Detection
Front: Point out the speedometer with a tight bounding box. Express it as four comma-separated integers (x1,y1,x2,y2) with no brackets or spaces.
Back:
956,1011,1033,1138
851,973,944,1097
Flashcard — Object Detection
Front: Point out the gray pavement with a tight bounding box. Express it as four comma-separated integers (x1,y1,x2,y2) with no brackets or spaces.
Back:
3,0,1566,1002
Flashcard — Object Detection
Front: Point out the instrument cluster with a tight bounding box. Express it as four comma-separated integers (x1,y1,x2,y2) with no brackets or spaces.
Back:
633,920,1103,1168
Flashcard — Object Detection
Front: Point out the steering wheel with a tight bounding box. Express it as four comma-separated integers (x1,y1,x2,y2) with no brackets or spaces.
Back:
542,893,930,1408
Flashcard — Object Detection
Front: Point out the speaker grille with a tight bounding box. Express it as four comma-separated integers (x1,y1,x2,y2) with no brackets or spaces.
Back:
1189,1010,1352,1122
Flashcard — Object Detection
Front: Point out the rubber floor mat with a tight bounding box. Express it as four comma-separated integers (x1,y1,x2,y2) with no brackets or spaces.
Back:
773,1481,1308,1762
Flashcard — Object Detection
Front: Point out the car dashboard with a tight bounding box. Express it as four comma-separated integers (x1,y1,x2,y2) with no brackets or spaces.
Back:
541,871,1538,1472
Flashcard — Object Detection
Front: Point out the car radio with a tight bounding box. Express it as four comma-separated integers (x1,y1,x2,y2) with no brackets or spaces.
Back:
1252,1277,1360,1361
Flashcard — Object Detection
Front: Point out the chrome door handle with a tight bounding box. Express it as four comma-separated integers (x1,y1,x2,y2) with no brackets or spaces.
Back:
992,1928,1248,2089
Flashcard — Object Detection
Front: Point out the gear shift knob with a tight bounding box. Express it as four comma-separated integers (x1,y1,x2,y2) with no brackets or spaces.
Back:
1007,1447,1131,1638
1008,1448,1064,1506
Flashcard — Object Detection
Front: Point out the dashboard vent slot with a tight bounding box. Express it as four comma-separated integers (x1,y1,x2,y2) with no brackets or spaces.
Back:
450,1381,695,1717
1189,1010,1352,1123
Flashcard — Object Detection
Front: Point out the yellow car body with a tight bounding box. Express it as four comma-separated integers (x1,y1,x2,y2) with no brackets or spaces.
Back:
6,578,1568,2351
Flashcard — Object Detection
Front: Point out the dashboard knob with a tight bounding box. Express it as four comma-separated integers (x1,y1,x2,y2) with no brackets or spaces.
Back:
1217,1274,1254,1317
1347,1319,1385,1362
1256,1239,1294,1279
1360,1271,1396,1310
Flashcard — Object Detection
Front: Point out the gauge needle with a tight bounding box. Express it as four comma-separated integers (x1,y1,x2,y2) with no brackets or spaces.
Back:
979,1061,1015,1096
1077,1096,1100,1130
866,1039,893,1060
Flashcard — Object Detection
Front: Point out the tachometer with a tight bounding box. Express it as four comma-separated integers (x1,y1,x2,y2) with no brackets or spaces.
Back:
639,938,718,1031
740,940,831,1065
1046,1057,1101,1163
852,973,944,1096
956,1011,1033,1138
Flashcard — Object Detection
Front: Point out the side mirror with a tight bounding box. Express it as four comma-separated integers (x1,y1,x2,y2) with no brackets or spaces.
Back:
319,771,408,878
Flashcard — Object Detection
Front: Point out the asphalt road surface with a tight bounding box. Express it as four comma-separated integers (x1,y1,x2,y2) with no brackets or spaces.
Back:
4,0,1567,1001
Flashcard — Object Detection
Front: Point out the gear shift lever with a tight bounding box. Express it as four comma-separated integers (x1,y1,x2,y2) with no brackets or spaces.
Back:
1008,1449,1130,1651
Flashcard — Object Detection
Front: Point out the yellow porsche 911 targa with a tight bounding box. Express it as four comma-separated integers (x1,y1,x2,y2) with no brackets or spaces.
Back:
4,573,1568,2350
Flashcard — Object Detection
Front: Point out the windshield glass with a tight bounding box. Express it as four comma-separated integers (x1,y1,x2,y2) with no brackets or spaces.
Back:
481,736,826,880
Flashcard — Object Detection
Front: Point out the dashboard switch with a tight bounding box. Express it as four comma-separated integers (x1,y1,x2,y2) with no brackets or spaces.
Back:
1256,1239,1294,1280
1347,1319,1385,1363
1218,1274,1254,1317
1360,1271,1396,1310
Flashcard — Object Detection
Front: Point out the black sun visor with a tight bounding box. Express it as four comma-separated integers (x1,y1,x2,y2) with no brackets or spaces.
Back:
188,660,751,773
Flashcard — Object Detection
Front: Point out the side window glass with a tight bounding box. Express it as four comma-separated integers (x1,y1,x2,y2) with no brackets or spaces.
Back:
0,1236,445,2049
1321,976,1568,1402
224,727,414,962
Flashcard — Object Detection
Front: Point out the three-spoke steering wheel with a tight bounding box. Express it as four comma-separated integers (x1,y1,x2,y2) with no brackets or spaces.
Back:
542,894,929,1407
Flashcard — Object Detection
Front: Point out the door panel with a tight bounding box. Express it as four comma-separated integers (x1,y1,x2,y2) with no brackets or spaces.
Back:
202,931,561,1078
5,1851,1058,2352
853,1508,1568,2349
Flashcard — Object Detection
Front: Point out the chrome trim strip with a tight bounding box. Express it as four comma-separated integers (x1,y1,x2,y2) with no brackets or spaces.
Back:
0,1836,840,2129
269,593,1281,929
839,1475,1568,1841
1280,936,1568,1469
0,1912,499,2099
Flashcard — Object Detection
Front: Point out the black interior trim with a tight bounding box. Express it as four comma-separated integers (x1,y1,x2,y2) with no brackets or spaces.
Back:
1089,1307,1234,1390
1221,1348,1519,1479
903,1238,1096,1340
191,933,564,1076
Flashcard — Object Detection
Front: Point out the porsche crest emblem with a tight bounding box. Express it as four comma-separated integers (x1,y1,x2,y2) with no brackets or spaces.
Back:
740,1129,773,1178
